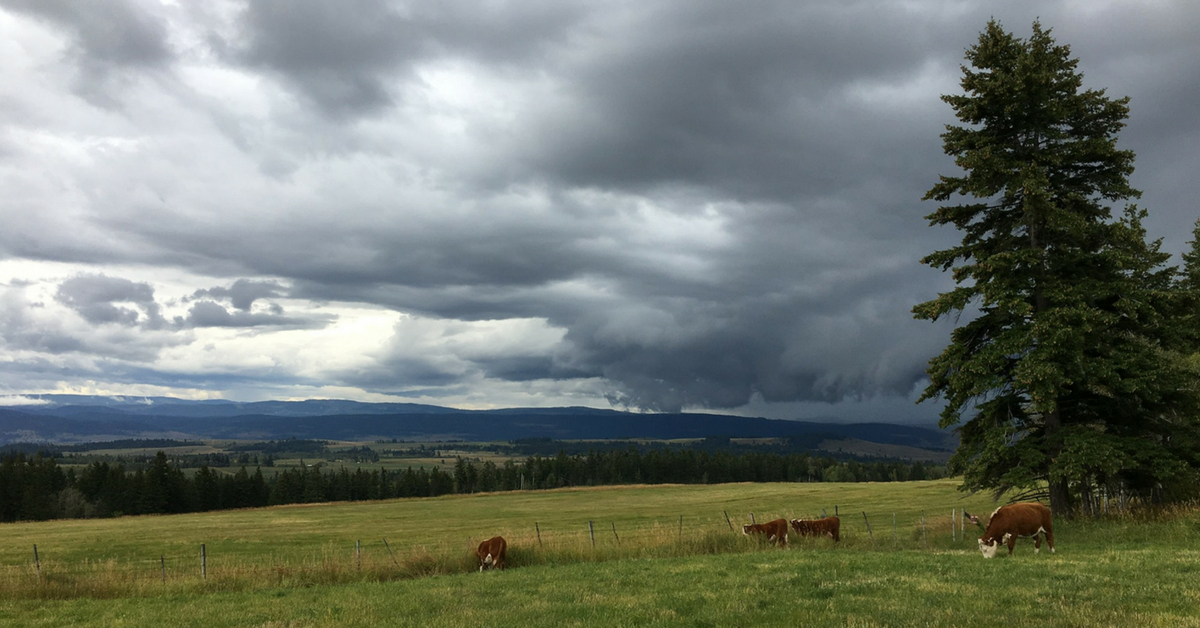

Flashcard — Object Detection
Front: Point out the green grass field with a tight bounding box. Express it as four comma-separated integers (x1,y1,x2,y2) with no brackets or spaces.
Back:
3,480,1198,627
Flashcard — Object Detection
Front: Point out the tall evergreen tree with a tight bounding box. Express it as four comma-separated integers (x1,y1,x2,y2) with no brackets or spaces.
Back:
1178,220,1200,346
914,20,1200,515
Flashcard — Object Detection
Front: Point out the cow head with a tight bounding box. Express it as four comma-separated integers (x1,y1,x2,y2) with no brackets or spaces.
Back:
978,537,1000,559
480,553,495,571
741,524,751,535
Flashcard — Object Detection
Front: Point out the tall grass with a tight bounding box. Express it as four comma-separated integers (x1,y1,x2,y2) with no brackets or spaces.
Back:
3,479,1194,603
0,522,771,600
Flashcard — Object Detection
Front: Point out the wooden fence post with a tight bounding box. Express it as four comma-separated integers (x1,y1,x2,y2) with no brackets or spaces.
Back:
589,521,595,547
952,509,956,542
536,522,542,546
383,538,400,567
201,544,207,580
161,555,166,584
724,511,733,531
921,511,927,547
678,515,683,541
892,513,896,543
611,522,620,543
33,544,40,579
750,512,755,524
356,540,362,569
862,512,873,541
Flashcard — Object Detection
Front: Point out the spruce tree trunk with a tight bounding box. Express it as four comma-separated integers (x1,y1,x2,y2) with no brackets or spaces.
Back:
1045,407,1072,518
1049,478,1072,518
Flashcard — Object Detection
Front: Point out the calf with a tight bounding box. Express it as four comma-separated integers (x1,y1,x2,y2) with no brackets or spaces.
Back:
742,518,789,546
978,503,1054,559
476,535,507,571
789,516,840,542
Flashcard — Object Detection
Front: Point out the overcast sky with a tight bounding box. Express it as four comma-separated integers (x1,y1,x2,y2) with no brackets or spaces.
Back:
1,0,1197,424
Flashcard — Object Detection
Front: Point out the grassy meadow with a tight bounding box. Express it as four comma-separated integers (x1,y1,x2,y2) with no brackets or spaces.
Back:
3,479,1199,627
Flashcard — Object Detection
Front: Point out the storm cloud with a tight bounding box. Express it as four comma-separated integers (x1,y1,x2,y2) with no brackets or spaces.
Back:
1,0,1197,422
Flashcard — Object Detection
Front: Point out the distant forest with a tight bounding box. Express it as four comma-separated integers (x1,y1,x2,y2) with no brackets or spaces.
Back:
0,447,946,523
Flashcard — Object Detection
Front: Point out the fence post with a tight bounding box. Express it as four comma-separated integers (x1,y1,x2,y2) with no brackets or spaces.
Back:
161,555,166,584
892,513,896,543
383,538,400,567
33,544,40,579
201,544,207,580
678,515,683,541
589,520,595,547
835,505,839,517
750,512,755,524
921,511,927,547
724,511,733,531
611,522,620,543
952,509,956,542
356,540,362,569
862,512,873,541
536,522,543,546
821,508,827,519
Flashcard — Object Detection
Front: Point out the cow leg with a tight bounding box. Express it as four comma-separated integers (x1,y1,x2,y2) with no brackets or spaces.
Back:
1007,536,1016,555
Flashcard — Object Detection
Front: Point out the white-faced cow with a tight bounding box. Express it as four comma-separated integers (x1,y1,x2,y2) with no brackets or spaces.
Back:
476,535,507,571
978,503,1054,558
789,516,840,542
742,518,789,546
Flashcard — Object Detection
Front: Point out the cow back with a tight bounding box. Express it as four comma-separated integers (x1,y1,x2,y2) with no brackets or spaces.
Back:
790,516,840,542
743,518,788,544
476,535,507,570
982,503,1052,543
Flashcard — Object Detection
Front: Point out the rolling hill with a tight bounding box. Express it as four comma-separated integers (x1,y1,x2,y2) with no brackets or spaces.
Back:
0,395,955,455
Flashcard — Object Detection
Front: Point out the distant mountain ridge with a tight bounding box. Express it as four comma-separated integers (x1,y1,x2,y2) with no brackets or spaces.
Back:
7,395,455,418
0,395,955,453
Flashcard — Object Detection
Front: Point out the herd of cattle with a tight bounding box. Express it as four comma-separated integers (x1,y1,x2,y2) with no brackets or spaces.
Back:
477,502,1055,570
741,515,842,545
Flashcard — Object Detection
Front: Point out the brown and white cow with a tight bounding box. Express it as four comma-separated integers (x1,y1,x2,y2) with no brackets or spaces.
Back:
476,535,507,571
789,516,840,542
742,518,789,546
978,503,1054,558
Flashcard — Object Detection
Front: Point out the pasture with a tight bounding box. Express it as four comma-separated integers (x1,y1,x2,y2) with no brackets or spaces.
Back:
3,479,1199,627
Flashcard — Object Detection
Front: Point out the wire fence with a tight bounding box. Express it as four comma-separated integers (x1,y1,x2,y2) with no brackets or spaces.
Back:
2,506,987,596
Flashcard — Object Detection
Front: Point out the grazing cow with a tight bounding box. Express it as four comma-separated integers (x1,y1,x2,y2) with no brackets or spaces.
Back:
789,516,840,542
978,503,1054,558
742,518,789,546
476,535,507,571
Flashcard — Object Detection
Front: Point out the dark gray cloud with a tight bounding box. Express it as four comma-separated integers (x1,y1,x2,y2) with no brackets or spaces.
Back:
55,274,166,329
0,0,173,105
1,0,1197,421
0,0,171,66
192,279,287,312
181,300,333,330
228,0,584,116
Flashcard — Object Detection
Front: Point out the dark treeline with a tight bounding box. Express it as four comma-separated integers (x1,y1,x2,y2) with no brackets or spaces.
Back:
375,435,871,458
227,439,329,455
0,448,945,523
